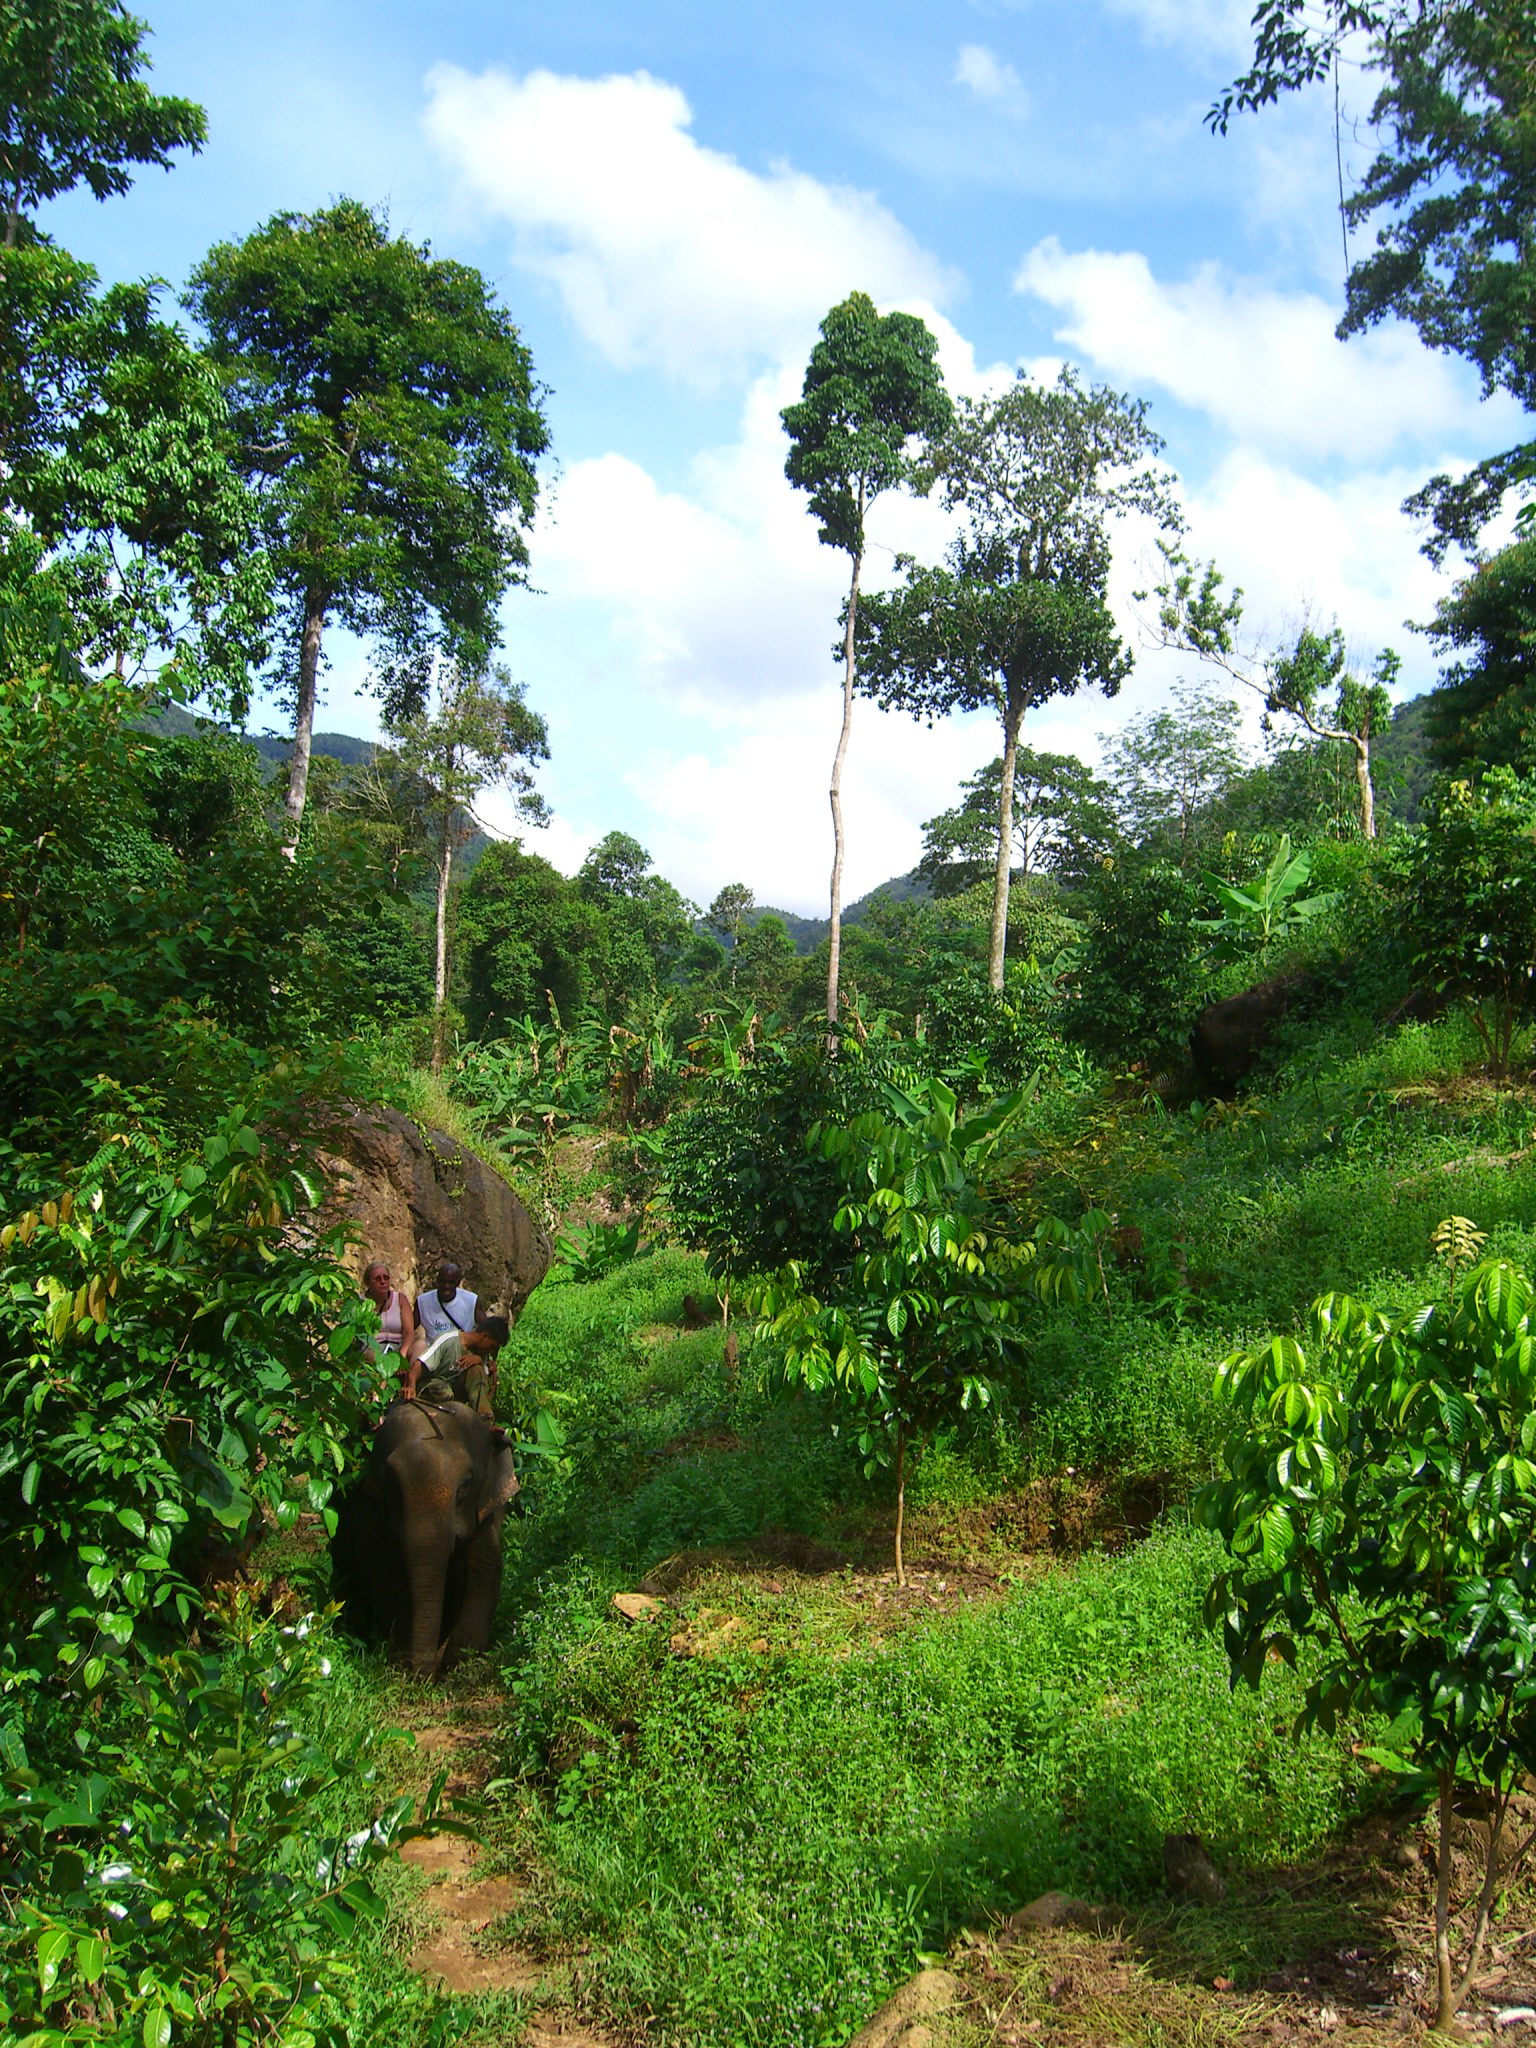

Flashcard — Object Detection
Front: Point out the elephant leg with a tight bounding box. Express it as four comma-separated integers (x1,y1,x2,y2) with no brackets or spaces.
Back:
332,1480,399,1640
441,1511,505,1669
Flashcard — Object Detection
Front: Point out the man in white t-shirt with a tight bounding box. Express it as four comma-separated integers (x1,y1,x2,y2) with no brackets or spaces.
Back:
416,1261,479,1342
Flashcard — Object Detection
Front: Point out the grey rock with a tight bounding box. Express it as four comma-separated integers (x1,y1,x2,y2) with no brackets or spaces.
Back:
320,1106,551,1316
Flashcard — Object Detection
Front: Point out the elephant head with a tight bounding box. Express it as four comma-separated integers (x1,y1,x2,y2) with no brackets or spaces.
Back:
333,1400,518,1676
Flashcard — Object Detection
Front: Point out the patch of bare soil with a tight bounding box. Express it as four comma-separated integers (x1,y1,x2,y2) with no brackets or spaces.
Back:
906,1474,1173,1571
392,1692,626,2043
930,1810,1536,2048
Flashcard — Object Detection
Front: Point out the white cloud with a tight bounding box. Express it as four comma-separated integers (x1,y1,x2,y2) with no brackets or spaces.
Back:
530,346,1000,719
954,45,1030,116
610,695,997,912
1180,449,1453,668
457,349,1013,907
423,63,956,385
1102,0,1254,59
1014,237,1515,463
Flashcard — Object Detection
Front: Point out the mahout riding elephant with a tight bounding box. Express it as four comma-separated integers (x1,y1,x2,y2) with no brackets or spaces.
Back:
331,1400,518,1675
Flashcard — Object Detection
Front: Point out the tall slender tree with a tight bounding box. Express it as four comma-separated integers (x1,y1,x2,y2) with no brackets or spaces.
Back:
187,200,548,852
861,369,1180,989
781,293,951,1030
385,660,548,1071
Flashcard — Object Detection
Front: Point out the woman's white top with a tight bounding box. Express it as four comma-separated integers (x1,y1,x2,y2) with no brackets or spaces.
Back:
373,1288,409,1353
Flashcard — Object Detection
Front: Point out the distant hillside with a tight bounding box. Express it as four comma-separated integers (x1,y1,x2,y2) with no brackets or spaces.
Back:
1374,692,1434,825
142,706,378,769
753,871,931,956
249,729,377,768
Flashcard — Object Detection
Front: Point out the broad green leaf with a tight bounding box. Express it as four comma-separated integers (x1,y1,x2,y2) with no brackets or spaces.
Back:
37,1927,69,1994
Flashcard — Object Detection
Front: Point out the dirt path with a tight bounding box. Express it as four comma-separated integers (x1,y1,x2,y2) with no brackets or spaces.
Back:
394,1693,621,2047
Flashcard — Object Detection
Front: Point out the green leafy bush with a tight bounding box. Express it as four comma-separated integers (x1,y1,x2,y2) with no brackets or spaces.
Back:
751,1076,1097,1578
1396,765,1536,1074
555,1218,642,1283
0,1597,439,2048
1067,855,1209,1069
1201,1233,1536,2028
0,1101,377,1689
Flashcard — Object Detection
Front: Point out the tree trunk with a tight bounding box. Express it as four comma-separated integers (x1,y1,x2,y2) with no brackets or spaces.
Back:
826,542,863,1034
282,587,327,858
431,800,454,1076
1353,735,1376,840
893,1416,907,1588
1433,1767,1457,2032
1456,1784,1510,2012
989,698,1024,992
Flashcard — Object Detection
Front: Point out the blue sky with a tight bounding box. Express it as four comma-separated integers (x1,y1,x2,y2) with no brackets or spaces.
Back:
46,0,1519,911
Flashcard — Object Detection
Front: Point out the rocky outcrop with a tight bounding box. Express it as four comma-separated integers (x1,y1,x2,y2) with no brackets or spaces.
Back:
1189,973,1306,1094
844,1969,964,2048
322,1107,551,1316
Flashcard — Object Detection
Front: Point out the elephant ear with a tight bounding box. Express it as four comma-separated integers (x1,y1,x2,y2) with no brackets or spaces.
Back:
479,1438,520,1519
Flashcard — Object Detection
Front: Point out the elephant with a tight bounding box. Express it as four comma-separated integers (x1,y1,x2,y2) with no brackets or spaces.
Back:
331,1400,518,1675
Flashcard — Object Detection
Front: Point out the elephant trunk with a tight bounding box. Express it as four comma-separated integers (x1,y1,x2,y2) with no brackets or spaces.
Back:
399,1509,455,1675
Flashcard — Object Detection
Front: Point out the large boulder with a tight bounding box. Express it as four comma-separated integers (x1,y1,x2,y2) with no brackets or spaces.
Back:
322,1106,551,1316
1189,973,1305,1094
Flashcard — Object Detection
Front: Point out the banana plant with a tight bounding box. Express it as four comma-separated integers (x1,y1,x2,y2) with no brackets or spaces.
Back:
1197,834,1340,962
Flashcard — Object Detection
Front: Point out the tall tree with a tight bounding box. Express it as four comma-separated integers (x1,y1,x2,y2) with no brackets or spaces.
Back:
1101,683,1248,860
1420,534,1536,771
781,293,951,1030
0,0,204,249
576,831,697,1005
385,661,549,1071
705,882,756,948
1212,0,1536,558
918,748,1117,895
0,6,261,702
1151,549,1396,838
705,881,757,983
860,368,1180,989
186,201,549,851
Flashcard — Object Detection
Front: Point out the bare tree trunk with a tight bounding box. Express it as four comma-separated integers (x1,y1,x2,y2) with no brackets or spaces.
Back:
893,1414,907,1588
989,699,1024,992
826,542,863,1034
1354,735,1376,840
1433,1768,1457,2033
282,588,326,858
431,800,454,1076
1456,1784,1511,2011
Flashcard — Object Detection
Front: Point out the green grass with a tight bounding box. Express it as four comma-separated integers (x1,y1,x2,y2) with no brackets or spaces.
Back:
501,1248,866,1597
314,1005,1536,2045
498,1526,1366,2048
